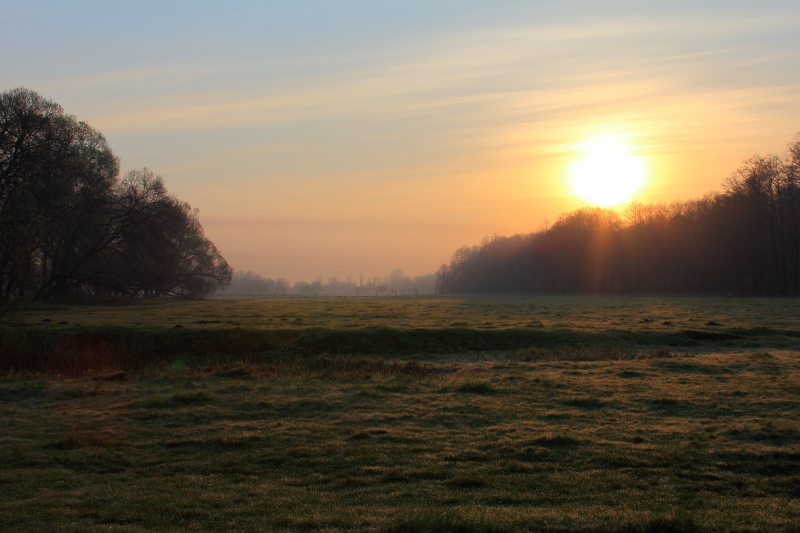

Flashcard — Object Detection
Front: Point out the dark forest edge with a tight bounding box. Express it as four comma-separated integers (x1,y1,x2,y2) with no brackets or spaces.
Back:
437,134,800,296
1,324,797,375
0,88,232,318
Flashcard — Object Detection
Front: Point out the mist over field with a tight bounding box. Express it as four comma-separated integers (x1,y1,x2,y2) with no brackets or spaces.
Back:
222,269,437,296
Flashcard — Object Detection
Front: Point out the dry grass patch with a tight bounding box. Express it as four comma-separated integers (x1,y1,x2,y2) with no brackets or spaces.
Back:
2,350,800,531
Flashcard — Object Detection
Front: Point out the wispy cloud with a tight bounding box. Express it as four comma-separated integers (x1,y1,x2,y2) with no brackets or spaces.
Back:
6,3,800,278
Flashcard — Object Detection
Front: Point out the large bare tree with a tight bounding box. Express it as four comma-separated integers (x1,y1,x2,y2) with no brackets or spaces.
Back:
0,88,231,310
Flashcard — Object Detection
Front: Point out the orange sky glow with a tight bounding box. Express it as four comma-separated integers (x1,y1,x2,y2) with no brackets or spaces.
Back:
4,2,800,282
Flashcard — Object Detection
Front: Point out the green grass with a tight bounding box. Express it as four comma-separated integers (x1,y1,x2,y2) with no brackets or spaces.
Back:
4,295,797,375
0,322,797,375
10,293,800,332
2,296,800,531
2,350,800,531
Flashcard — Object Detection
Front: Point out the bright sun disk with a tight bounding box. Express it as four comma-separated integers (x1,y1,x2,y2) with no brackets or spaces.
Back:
568,133,647,207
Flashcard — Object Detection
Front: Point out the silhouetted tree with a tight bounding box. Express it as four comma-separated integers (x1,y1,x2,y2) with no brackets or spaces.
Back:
275,278,289,294
0,88,231,306
224,271,275,294
438,133,800,296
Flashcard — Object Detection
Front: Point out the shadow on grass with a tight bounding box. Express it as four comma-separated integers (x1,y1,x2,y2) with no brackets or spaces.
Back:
384,511,700,533
456,382,497,395
2,324,798,375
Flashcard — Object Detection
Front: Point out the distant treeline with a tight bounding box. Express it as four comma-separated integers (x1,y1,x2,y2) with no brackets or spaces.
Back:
224,269,436,295
0,88,231,310
437,135,800,295
222,272,289,295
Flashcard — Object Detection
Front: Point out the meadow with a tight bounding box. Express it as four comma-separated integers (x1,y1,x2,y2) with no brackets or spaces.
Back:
11,293,800,332
1,295,800,532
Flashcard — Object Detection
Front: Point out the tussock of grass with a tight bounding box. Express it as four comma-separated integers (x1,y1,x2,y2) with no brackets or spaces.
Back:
517,346,675,362
310,354,432,375
456,381,497,394
684,330,740,341
533,434,581,448
445,475,489,488
562,397,605,409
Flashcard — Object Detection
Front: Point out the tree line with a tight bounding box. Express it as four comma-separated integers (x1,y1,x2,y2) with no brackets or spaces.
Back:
0,88,231,311
222,271,290,295
223,269,436,296
437,134,800,295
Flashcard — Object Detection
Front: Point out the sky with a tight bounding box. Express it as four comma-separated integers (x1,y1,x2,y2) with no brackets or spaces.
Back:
3,1,800,282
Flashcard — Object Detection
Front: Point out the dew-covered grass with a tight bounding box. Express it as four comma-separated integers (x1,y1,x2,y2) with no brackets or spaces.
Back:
2,295,800,531
2,349,800,532
10,293,800,332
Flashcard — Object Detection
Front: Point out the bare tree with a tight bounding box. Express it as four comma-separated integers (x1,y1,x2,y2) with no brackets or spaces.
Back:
275,278,289,294
0,88,231,304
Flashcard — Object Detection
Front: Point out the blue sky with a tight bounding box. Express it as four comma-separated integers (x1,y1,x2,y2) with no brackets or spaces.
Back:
3,1,800,280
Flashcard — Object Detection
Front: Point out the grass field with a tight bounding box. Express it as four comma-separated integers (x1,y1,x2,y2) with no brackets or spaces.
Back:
2,295,800,532
10,294,800,332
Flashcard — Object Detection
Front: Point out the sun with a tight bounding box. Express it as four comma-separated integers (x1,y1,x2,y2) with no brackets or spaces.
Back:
568,133,648,207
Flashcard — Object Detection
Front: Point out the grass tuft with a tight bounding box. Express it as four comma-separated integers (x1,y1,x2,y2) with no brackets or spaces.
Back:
445,476,488,489
456,381,497,395
534,434,581,448
563,397,605,409
384,510,511,533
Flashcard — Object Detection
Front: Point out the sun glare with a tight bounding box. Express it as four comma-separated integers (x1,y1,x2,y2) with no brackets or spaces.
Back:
568,133,648,207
